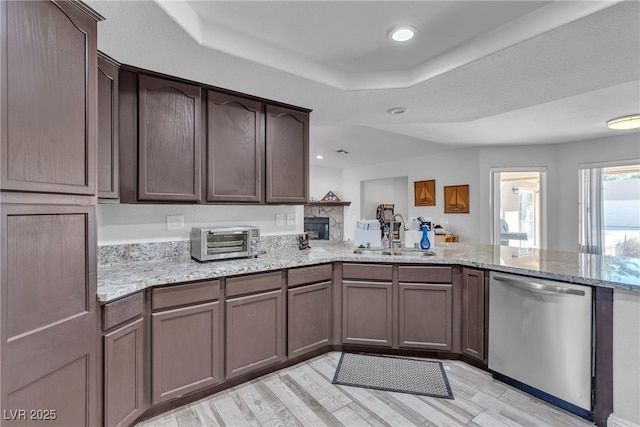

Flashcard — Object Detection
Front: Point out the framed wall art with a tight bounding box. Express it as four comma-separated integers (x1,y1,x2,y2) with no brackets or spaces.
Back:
444,185,469,213
414,180,435,206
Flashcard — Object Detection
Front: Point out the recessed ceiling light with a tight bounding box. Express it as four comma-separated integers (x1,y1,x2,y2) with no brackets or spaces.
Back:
387,107,407,115
606,114,640,130
388,26,415,42
316,155,323,159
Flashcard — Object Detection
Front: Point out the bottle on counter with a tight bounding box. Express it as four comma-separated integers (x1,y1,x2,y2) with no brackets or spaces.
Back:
381,229,390,249
420,224,431,250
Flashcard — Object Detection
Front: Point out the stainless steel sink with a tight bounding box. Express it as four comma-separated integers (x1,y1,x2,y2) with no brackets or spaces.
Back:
391,249,436,257
353,248,435,257
353,248,390,255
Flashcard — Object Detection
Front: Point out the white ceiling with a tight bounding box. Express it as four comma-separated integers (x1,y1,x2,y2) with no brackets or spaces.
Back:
88,0,640,169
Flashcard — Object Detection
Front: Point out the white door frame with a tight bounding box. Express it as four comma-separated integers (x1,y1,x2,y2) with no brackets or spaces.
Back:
489,167,547,249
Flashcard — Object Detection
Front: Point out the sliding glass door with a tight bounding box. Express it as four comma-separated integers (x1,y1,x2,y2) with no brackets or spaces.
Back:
579,162,640,256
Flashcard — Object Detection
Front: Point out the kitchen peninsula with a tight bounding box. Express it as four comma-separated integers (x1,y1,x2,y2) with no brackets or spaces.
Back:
95,239,638,427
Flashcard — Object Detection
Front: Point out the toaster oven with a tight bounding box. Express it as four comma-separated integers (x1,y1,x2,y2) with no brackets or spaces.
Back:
191,226,260,261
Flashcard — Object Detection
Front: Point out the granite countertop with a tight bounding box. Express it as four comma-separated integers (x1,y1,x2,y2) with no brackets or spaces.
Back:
97,241,640,302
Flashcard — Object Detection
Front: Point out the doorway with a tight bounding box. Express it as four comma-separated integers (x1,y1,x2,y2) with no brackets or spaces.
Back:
491,168,546,248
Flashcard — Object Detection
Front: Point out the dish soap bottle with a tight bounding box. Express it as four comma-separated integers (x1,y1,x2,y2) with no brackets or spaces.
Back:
381,229,390,249
420,224,431,250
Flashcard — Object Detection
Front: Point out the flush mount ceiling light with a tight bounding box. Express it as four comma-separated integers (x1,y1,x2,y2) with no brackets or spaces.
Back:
387,107,407,115
388,26,415,42
606,114,640,130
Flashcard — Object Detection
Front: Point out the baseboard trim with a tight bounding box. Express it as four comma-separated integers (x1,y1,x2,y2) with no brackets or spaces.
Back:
608,413,640,427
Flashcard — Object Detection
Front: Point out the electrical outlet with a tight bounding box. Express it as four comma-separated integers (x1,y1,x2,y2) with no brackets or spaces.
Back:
166,214,185,230
286,213,296,226
275,213,285,226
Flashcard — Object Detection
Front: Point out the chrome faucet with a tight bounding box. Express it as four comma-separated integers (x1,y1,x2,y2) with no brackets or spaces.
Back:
390,213,409,248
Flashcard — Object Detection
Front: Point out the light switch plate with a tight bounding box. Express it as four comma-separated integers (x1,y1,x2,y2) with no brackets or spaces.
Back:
275,213,285,226
286,213,296,226
166,214,185,230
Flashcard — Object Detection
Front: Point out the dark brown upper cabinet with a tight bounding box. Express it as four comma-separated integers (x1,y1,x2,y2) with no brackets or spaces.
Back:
98,53,120,200
118,66,309,205
206,92,264,203
265,105,309,204
1,0,99,196
137,75,202,202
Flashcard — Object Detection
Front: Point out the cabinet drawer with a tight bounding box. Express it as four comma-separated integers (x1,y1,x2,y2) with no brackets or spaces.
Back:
398,266,452,283
343,263,392,281
288,264,332,287
152,280,220,311
226,271,282,298
103,292,144,331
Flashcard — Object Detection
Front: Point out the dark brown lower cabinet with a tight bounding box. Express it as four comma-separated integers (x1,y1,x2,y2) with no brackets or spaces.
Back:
288,281,332,357
461,268,485,361
398,283,453,350
151,301,221,404
104,317,145,427
342,281,393,347
226,290,285,378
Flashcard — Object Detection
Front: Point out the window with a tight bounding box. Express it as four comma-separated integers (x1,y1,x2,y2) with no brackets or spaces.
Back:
491,168,546,249
579,162,640,256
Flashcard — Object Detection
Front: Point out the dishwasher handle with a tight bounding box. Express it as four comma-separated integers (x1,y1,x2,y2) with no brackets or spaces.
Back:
493,275,586,296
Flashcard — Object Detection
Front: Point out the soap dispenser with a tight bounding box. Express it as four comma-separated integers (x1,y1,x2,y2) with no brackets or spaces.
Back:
420,224,431,250
381,228,390,249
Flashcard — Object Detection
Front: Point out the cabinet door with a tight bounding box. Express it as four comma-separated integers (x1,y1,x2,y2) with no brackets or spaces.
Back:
342,281,393,347
1,204,98,426
98,54,119,200
138,75,201,202
265,105,308,204
399,283,453,350
288,282,332,357
207,92,264,203
1,0,97,195
226,290,285,378
151,302,221,404
462,268,485,361
104,318,144,427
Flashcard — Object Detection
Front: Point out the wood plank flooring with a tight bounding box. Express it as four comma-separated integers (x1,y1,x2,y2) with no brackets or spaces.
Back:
137,352,594,427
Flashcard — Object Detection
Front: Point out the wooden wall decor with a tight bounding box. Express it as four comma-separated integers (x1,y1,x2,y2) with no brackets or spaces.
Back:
444,185,470,213
414,180,435,206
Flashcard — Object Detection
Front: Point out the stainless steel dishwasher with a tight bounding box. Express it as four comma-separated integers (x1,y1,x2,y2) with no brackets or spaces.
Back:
488,272,593,419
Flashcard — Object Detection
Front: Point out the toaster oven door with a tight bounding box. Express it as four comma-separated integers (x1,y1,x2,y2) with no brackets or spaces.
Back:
205,230,249,259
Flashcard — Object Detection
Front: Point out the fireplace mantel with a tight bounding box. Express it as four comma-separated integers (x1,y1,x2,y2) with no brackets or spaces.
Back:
306,201,351,207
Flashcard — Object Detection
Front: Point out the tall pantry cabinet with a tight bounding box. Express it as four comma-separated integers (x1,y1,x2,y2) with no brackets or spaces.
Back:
0,1,102,426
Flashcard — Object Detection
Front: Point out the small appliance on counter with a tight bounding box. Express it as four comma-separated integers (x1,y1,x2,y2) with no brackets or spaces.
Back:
191,226,260,262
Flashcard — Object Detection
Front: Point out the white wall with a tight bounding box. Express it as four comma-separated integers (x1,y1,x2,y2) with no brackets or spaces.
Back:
361,177,408,220
340,133,640,249
97,204,303,245
342,149,481,243
309,165,344,202
611,289,640,426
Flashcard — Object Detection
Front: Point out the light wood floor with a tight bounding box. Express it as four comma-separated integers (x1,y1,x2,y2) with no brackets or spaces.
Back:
137,352,594,427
